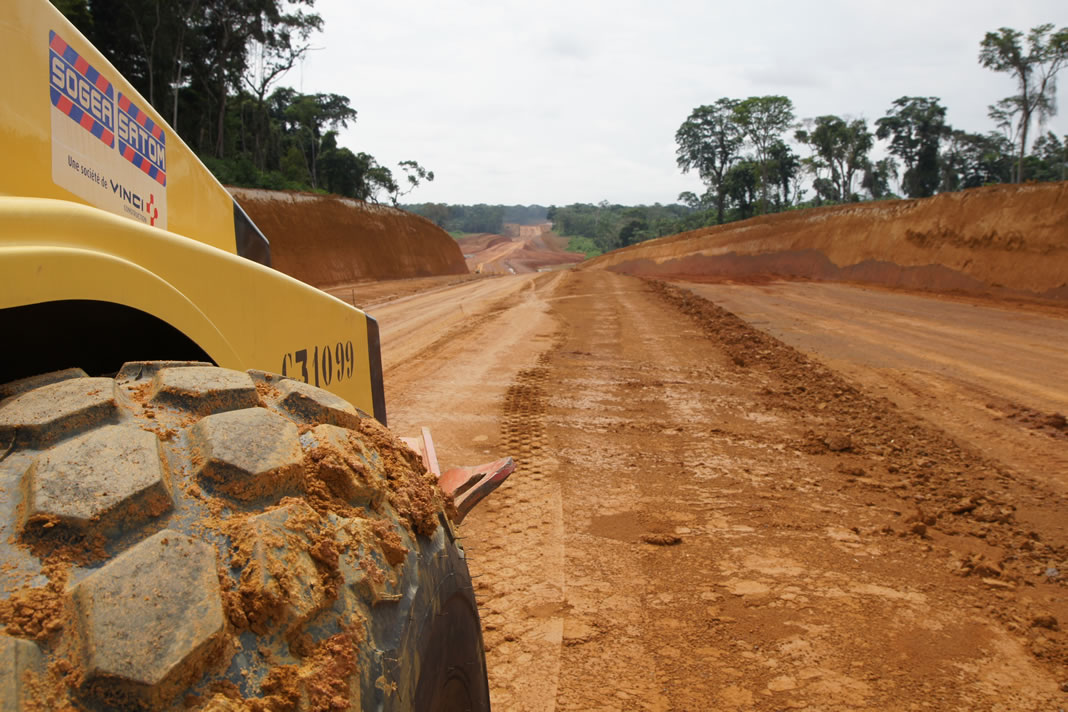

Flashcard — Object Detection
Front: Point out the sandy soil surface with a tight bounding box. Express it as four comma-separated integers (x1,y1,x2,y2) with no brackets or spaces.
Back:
681,281,1068,498
375,271,1066,710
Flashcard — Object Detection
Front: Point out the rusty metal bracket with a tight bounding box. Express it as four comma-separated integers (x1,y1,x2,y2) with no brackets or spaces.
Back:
401,428,515,523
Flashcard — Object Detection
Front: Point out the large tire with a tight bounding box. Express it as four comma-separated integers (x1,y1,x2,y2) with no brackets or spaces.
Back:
0,362,489,711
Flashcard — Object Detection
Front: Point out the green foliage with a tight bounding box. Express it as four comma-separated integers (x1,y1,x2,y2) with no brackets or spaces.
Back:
548,202,695,253
979,24,1068,182
675,96,799,223
403,204,551,235
49,0,92,31
1029,132,1068,181
668,25,1065,238
733,96,796,214
566,237,602,258
795,116,873,202
722,160,761,220
862,158,899,200
939,130,1014,190
675,99,743,224
875,97,949,198
388,161,435,206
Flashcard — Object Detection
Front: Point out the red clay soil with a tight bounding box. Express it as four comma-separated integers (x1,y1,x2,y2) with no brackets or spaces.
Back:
584,182,1068,300
229,188,468,288
457,229,585,274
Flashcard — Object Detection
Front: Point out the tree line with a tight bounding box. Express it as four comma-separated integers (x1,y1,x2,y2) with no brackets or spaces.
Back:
402,204,549,236
539,24,1068,259
51,0,433,204
675,23,1067,229
403,202,697,258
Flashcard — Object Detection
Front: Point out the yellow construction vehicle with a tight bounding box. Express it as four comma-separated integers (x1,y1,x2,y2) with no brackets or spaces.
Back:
0,2,508,709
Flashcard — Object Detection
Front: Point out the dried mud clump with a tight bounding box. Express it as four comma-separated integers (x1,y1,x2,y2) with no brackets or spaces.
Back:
351,419,445,537
302,439,375,517
0,564,69,640
371,519,409,566
16,515,109,564
254,666,301,712
189,629,364,712
301,629,363,711
223,499,342,637
300,419,447,539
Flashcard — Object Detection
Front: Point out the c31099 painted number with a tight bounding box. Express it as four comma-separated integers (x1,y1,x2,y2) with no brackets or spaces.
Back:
281,340,355,387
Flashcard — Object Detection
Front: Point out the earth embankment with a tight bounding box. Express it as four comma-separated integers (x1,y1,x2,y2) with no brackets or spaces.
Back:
584,182,1068,299
229,188,468,288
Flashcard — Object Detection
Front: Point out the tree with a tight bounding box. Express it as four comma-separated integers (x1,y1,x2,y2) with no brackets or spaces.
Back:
723,160,761,220
939,130,1013,189
676,191,706,210
766,140,801,208
388,160,435,206
1027,131,1067,181
242,6,323,170
979,24,1068,182
675,99,743,225
861,157,899,200
875,97,949,198
317,136,363,197
795,116,873,202
732,96,795,214
359,156,398,203
282,92,357,188
420,203,451,227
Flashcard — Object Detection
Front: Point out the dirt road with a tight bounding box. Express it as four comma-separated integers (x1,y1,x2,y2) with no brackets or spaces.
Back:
682,282,1068,498
374,271,1067,710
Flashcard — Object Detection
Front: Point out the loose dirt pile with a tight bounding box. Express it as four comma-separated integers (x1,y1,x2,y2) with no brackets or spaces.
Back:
229,188,468,288
585,182,1068,299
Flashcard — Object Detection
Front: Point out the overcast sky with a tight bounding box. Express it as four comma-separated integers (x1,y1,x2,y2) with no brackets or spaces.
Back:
293,1,1068,206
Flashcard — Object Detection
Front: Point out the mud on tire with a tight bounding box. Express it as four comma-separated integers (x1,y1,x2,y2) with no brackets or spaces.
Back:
0,362,490,711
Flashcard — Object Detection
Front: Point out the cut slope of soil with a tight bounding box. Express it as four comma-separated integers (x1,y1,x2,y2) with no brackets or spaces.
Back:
230,188,468,288
584,183,1068,299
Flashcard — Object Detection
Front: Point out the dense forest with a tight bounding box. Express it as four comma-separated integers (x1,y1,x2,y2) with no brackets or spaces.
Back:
402,204,548,236
50,0,432,204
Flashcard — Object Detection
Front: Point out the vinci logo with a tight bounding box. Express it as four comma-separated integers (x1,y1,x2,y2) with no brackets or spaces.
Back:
146,193,159,226
117,94,167,186
48,31,115,147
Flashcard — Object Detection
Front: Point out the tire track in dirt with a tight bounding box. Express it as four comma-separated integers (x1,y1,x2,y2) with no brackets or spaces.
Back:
382,269,1066,710
464,355,568,711
378,273,569,711
537,271,1063,710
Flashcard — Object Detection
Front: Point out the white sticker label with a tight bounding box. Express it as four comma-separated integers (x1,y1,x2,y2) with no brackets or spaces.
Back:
48,30,167,230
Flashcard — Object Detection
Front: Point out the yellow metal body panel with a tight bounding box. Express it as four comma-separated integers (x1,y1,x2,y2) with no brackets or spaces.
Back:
1,0,234,252
0,0,385,419
1,199,379,414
